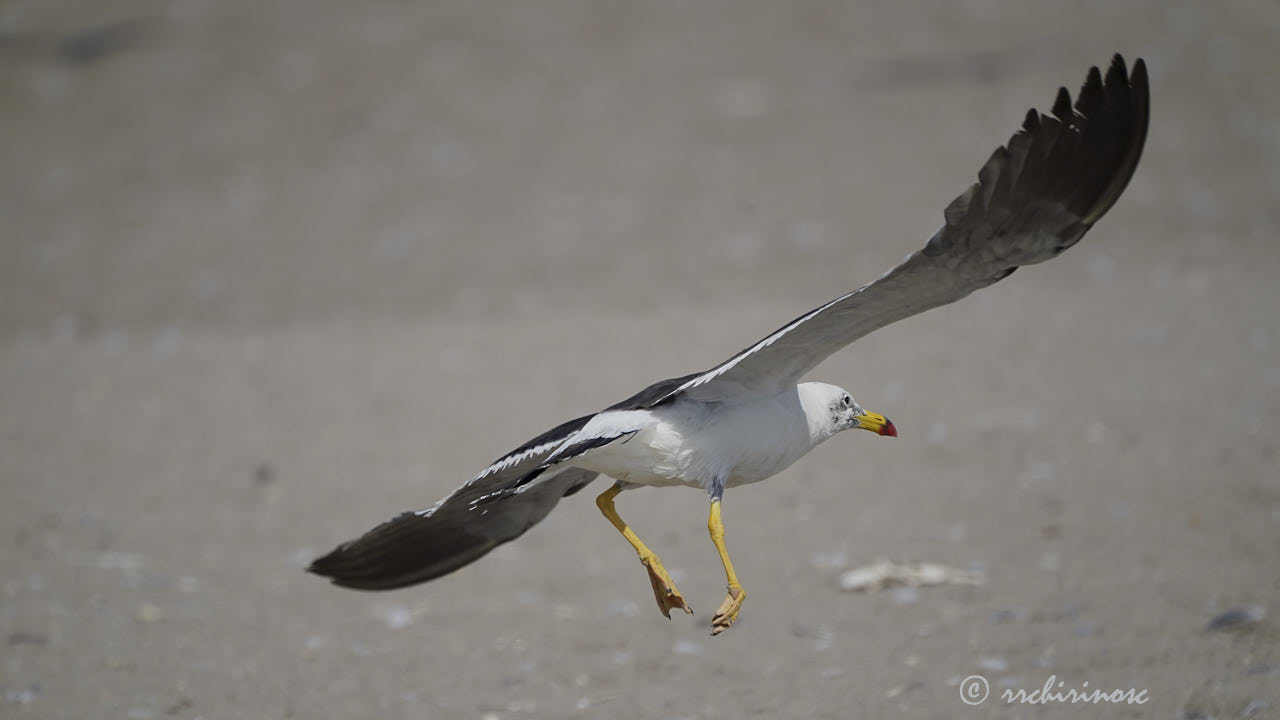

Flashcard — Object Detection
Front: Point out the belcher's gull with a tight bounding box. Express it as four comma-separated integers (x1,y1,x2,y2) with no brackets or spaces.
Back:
310,55,1149,635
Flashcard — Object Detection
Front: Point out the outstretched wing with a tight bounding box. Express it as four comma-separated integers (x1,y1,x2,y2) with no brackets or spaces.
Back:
309,371,691,590
308,415,601,590
666,54,1150,402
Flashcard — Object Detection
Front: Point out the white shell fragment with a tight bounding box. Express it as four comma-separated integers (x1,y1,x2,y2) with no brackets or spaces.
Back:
839,557,985,593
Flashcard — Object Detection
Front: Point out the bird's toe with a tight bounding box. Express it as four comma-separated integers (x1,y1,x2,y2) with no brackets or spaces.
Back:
710,585,746,636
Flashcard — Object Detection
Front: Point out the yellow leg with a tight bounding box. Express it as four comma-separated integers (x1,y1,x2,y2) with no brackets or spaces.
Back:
708,499,746,635
595,485,692,618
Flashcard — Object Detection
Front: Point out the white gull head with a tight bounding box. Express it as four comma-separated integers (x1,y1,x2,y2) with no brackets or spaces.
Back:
796,382,897,443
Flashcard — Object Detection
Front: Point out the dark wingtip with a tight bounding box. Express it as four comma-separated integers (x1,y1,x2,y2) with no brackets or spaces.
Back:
304,510,503,591
1132,57,1148,83
1106,53,1128,83
306,547,342,578
1085,64,1104,91
1022,107,1040,132
935,53,1150,273
1078,53,1150,225
1051,86,1073,120
306,542,366,587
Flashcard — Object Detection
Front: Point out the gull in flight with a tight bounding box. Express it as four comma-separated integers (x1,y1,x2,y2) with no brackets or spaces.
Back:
310,54,1149,635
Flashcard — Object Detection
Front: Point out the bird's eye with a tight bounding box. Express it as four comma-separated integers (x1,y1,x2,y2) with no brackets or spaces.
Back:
842,394,852,407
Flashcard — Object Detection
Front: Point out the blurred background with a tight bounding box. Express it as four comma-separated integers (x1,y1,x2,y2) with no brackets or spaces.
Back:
2,1,1277,718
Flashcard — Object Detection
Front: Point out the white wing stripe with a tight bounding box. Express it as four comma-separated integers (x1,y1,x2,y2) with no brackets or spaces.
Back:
670,287,863,397
471,439,563,481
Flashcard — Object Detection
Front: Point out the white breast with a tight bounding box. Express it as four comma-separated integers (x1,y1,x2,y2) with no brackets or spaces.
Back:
575,389,820,492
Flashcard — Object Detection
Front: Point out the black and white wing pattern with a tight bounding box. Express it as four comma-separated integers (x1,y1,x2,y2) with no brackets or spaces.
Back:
308,415,602,590
307,373,702,589
665,55,1149,402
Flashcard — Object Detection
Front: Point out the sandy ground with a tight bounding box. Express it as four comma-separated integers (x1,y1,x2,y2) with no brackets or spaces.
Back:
3,2,1279,718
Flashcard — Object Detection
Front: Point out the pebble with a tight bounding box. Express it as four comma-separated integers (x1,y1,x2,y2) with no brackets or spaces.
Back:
5,685,40,705
288,548,315,569
378,605,413,629
673,640,702,656
302,634,325,658
97,552,143,571
7,632,48,645
136,603,164,623
606,599,639,617
810,550,847,569
1242,700,1267,717
1206,605,1265,631
253,463,275,486
891,586,920,605
1073,621,1099,637
504,699,536,713
989,608,1023,624
977,656,1008,673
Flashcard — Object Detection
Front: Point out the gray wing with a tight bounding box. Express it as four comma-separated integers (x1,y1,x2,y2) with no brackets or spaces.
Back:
667,55,1150,402
309,382,687,590
309,416,601,590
